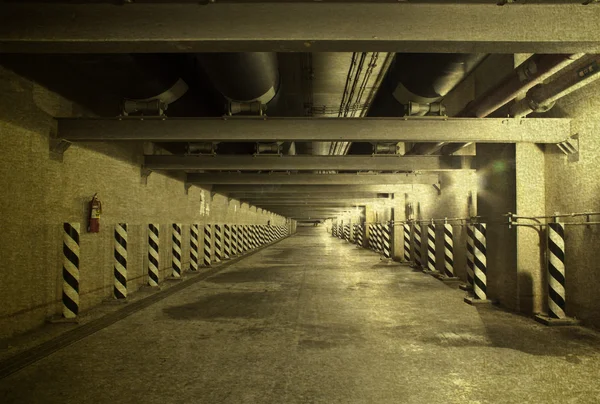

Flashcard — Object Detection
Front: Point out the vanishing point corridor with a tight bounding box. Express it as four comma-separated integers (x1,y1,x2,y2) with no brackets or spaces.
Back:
1,227,599,404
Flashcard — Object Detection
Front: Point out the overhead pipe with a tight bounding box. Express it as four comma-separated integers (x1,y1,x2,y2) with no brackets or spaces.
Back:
432,53,585,155
510,54,600,118
197,52,280,107
361,53,487,156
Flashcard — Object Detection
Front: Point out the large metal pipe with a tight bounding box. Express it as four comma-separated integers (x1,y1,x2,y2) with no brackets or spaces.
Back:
435,54,585,155
197,52,279,105
510,54,600,118
362,53,486,156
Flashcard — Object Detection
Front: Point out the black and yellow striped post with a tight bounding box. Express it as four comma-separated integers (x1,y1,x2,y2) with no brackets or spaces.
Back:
382,221,392,260
464,223,493,305
242,225,250,252
203,224,212,267
403,223,411,263
147,224,159,287
356,224,364,248
413,223,423,269
425,222,436,273
332,220,337,237
171,223,182,278
230,224,239,256
434,221,460,282
375,223,384,254
223,224,232,259
214,224,223,263
62,223,80,319
460,224,476,292
535,220,579,325
114,223,128,299
190,223,199,271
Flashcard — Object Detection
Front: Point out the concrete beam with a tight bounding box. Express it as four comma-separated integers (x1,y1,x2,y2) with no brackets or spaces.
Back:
57,117,571,144
1,4,599,53
228,192,388,199
214,185,415,194
187,173,439,185
146,155,471,171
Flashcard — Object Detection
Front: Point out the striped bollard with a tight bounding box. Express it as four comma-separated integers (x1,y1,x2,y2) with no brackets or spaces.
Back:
338,223,343,239
433,223,460,282
443,224,458,279
148,224,159,287
332,222,337,237
62,223,80,319
375,224,384,253
465,224,492,305
223,224,232,259
460,224,476,292
403,223,411,263
356,224,364,248
413,224,423,269
382,222,392,260
242,225,250,252
368,224,374,251
259,225,266,245
249,225,257,249
548,221,566,319
190,224,199,271
535,221,578,325
172,223,182,278
230,224,239,256
203,224,212,267
214,224,223,263
114,223,128,299
344,224,350,241
425,223,436,272
352,224,357,243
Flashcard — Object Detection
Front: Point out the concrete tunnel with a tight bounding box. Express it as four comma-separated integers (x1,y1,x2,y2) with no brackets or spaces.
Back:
1,1,600,403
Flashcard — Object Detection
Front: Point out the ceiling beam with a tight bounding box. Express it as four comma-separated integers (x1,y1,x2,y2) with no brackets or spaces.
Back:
227,192,388,199
146,155,472,171
57,117,571,144
213,185,415,194
187,173,439,185
2,4,599,53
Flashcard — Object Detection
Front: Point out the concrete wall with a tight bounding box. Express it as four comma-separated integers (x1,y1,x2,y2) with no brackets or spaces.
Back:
543,78,600,329
408,173,476,281
475,144,518,308
0,67,288,339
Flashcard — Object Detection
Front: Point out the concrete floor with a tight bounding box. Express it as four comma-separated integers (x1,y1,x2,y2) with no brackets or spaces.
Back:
1,227,600,404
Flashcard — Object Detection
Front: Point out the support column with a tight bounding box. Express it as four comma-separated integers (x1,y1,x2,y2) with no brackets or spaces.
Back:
114,223,128,299
356,224,364,248
62,222,80,319
148,224,159,287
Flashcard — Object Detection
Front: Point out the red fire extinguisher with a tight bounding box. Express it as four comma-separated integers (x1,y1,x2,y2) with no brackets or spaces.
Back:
88,193,102,233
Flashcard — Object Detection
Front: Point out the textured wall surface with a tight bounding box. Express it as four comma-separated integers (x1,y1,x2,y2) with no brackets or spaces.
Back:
0,67,288,339
544,79,600,329
475,144,517,308
515,143,546,314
